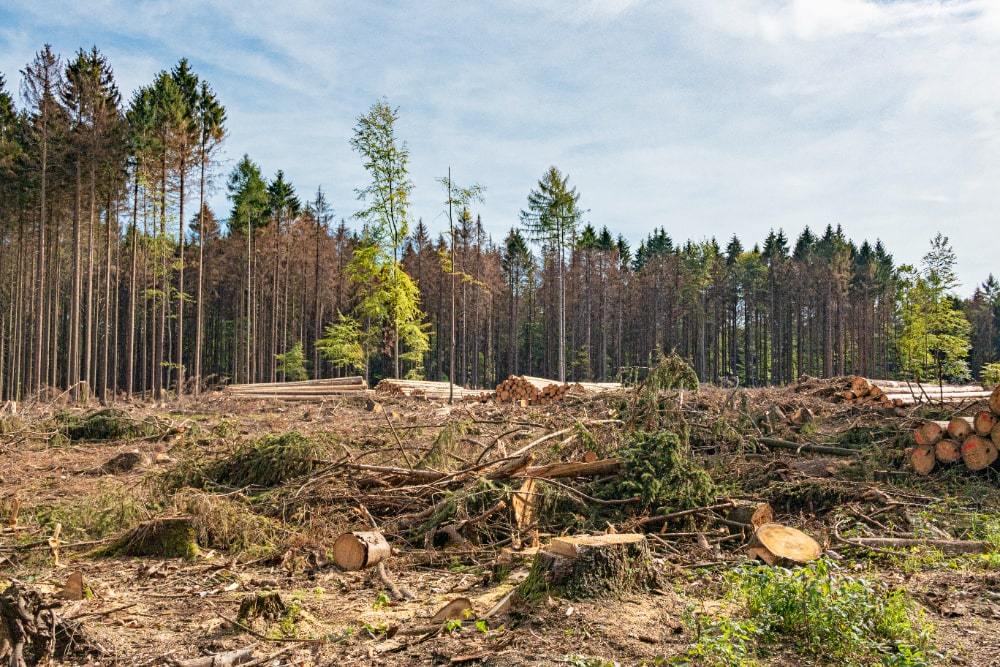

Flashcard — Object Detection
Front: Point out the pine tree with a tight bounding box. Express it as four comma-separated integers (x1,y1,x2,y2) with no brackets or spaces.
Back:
520,166,581,382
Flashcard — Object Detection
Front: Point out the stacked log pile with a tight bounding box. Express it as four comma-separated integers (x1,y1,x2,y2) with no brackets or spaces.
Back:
906,386,1000,474
374,379,490,401
226,377,369,401
844,377,993,407
494,376,622,407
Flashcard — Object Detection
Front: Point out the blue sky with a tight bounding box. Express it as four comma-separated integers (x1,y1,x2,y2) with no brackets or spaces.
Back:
2,0,998,293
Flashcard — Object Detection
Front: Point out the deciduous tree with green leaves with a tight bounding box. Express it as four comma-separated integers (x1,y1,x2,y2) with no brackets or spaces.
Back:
897,233,971,384
348,100,428,379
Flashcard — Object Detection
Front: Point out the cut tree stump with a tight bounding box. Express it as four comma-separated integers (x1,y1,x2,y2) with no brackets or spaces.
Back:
748,523,823,566
333,531,391,570
519,533,661,599
962,435,998,471
906,445,936,475
934,438,962,464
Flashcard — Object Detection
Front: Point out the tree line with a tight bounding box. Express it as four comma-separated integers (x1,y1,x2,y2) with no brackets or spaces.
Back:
1,45,998,402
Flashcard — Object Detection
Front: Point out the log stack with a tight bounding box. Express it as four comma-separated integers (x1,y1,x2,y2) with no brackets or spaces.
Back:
906,386,1000,475
373,379,491,401
844,377,993,408
494,376,622,407
226,376,369,401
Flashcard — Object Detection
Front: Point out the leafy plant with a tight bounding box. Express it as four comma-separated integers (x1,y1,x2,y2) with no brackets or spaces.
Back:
675,559,933,666
274,342,309,381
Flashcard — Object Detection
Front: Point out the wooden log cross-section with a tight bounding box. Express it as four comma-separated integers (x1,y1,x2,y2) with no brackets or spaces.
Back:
333,531,391,571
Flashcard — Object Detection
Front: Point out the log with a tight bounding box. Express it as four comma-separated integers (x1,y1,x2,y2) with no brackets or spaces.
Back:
333,531,391,570
844,537,990,554
993,421,1000,448
991,385,1000,416
962,434,998,471
906,445,936,475
934,438,962,464
519,458,623,479
947,416,974,441
758,437,858,457
850,376,871,397
912,421,944,446
974,410,998,437
519,533,661,599
748,523,822,566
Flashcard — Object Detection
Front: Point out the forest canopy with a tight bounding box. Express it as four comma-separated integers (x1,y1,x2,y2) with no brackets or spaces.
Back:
1,45,997,401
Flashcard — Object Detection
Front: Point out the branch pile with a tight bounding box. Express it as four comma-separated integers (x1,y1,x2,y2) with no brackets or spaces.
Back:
844,376,992,407
906,386,1000,474
226,377,369,401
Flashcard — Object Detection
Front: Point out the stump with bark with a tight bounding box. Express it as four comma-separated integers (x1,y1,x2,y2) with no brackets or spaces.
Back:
519,534,662,600
108,516,200,559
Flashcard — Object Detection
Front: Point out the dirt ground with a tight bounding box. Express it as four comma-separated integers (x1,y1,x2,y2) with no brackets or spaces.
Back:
3,379,1000,666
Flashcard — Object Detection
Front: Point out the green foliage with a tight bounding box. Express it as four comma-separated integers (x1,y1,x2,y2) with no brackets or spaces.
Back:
896,235,971,383
980,361,1000,385
227,153,268,235
628,352,699,431
316,313,366,372
59,408,161,441
676,559,933,666
603,430,715,513
274,342,309,381
163,431,324,490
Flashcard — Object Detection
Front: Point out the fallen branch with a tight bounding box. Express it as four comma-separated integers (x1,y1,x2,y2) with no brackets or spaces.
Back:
634,501,738,528
837,535,990,555
758,437,859,457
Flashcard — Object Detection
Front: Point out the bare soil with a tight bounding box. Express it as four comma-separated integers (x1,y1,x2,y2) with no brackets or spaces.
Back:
2,382,1000,666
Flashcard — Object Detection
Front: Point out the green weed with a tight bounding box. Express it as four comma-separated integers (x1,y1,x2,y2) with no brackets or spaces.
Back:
676,559,933,666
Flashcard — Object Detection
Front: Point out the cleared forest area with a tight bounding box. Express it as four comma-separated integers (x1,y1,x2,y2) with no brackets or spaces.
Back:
3,369,1000,666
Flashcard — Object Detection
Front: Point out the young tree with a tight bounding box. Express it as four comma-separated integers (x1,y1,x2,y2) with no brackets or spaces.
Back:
897,233,971,384
520,166,581,382
349,100,427,379
437,171,484,400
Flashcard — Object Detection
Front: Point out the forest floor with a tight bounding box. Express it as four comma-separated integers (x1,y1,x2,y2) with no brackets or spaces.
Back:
3,376,1000,666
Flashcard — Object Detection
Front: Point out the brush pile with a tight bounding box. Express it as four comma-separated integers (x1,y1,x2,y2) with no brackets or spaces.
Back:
906,386,1000,474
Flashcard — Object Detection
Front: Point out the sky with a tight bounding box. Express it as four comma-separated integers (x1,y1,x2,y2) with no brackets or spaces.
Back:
1,0,998,294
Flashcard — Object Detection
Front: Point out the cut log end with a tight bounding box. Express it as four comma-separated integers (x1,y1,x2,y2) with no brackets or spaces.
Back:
962,435,998,471
333,530,390,571
906,445,936,475
912,421,944,446
934,438,962,464
752,523,823,565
